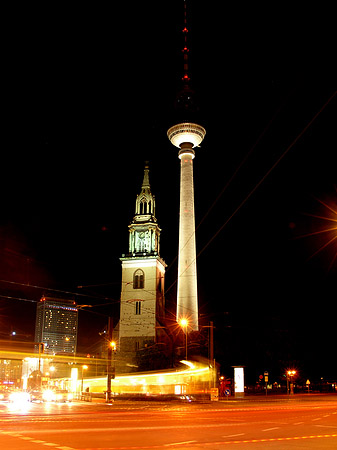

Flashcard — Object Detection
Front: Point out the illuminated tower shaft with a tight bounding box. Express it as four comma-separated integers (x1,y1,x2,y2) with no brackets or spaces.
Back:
177,142,198,330
168,123,206,331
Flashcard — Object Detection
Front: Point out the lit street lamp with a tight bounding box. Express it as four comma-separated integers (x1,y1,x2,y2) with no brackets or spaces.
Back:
106,317,115,403
287,370,296,395
179,318,188,361
110,341,116,380
81,365,88,392
48,365,55,382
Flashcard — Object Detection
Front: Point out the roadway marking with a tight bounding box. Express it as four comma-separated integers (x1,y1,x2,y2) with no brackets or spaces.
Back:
164,441,197,446
79,434,337,448
262,427,280,431
222,433,245,438
293,422,304,425
57,447,75,450
1,431,22,436
1,429,76,450
0,421,283,434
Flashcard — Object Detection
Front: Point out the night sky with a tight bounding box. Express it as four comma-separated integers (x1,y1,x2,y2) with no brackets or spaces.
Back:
1,2,336,383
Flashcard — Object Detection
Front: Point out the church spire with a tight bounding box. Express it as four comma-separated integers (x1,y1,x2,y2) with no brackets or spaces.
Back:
141,161,150,190
134,161,156,220
127,163,161,256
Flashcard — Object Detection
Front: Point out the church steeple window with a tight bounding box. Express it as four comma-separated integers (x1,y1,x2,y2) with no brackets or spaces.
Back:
133,269,144,289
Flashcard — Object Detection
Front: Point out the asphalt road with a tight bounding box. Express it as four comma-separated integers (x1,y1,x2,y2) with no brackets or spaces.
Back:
0,395,337,449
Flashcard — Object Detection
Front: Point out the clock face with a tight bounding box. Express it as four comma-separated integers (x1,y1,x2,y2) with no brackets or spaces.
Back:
139,232,145,239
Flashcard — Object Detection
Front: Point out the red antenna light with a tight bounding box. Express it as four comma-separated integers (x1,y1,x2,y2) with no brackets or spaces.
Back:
182,0,190,83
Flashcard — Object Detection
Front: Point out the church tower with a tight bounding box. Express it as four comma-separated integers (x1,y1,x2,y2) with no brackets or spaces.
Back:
118,163,166,370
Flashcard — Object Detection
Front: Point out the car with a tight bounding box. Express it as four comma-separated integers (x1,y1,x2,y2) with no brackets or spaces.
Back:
178,395,196,402
42,388,73,402
30,390,44,402
54,389,73,402
40,388,73,402
8,391,31,403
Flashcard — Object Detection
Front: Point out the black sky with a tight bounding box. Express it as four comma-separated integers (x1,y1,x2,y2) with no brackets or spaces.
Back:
1,2,336,382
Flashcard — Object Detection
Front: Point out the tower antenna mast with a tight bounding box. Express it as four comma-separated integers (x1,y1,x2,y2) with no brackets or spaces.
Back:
182,0,190,84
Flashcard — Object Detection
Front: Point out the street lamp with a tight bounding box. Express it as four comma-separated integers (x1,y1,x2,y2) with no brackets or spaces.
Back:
287,370,296,395
179,318,188,361
81,365,88,393
110,341,116,380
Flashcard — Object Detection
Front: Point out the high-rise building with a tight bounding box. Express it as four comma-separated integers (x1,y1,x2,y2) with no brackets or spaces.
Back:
34,296,78,355
118,163,167,370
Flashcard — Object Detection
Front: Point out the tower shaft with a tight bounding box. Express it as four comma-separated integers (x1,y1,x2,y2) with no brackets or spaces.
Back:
168,124,206,332
177,143,198,331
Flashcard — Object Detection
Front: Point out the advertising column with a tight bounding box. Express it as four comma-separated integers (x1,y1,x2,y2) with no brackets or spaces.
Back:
234,366,245,398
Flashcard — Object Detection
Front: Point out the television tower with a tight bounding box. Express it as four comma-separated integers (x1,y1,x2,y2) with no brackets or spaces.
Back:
167,0,205,331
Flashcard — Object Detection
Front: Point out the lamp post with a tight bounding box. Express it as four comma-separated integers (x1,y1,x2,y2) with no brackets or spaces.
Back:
110,340,116,380
81,365,88,393
179,318,188,361
287,370,296,395
106,317,114,403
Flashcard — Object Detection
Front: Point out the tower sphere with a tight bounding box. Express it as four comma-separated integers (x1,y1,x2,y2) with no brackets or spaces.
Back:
167,122,206,149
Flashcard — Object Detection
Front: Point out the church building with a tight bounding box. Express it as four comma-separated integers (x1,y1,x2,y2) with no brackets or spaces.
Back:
117,163,168,371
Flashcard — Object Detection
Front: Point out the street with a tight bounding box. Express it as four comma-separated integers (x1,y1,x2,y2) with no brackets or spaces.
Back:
0,395,337,449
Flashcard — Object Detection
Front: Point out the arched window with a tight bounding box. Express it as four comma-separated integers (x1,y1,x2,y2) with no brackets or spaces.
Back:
140,200,147,214
133,269,144,289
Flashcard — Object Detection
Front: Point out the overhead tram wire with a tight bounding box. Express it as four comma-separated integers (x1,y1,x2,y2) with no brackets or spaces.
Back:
196,90,337,259
0,279,121,305
0,294,38,304
195,93,295,231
